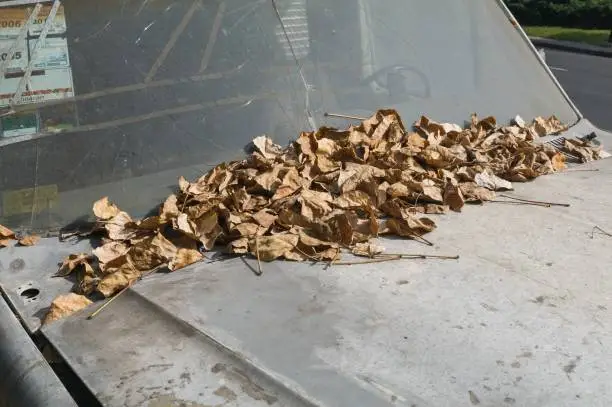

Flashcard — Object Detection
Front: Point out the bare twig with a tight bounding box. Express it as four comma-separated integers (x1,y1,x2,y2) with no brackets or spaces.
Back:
490,200,550,207
324,112,368,121
590,226,612,239
411,234,434,246
333,256,402,266
87,283,132,320
255,237,263,276
564,168,599,173
499,194,570,207
377,253,460,260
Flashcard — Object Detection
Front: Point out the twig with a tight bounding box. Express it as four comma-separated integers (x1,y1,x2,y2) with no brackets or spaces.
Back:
333,256,402,266
500,194,570,207
564,168,599,173
591,226,612,239
378,253,459,260
490,200,550,207
411,234,434,246
324,112,368,121
87,283,132,320
255,237,263,276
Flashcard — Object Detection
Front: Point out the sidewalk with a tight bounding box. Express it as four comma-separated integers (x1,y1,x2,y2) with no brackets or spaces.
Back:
530,36,612,58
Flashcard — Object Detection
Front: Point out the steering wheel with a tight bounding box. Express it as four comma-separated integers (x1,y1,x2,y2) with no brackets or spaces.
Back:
361,64,431,99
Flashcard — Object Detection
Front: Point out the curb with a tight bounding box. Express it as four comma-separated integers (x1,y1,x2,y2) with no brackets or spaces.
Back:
529,36,612,58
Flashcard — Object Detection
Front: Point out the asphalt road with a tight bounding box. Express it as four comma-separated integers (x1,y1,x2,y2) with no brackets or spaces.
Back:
544,49,612,131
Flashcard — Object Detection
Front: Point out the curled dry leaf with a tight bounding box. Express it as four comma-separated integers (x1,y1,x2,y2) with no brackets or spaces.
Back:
0,224,15,239
18,235,40,247
474,170,513,191
57,254,94,277
93,197,121,220
443,183,465,212
250,234,299,262
352,242,385,258
169,248,203,271
43,293,92,325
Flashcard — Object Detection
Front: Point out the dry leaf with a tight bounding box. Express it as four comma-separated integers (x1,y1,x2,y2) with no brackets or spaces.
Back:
93,197,121,220
460,183,496,202
551,153,566,171
252,135,283,160
93,242,129,266
443,183,465,212
250,234,299,262
0,224,15,239
43,293,92,325
105,211,136,241
474,170,513,191
160,194,180,222
56,254,93,277
352,242,385,257
168,248,203,271
18,235,40,246
251,209,277,228
0,239,11,248
97,260,140,297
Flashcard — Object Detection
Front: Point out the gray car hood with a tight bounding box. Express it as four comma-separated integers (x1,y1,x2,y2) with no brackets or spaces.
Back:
2,120,612,407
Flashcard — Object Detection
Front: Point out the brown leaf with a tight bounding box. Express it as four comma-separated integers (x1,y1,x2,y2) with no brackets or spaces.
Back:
443,183,465,212
551,153,566,171
299,189,333,220
56,254,94,277
227,237,249,254
334,190,374,209
75,262,99,295
0,239,11,248
43,293,92,325
97,260,140,297
105,211,137,241
381,216,436,237
423,204,449,214
250,234,299,262
168,248,203,271
298,229,338,249
252,135,283,160
272,168,306,201
337,163,385,194
251,209,277,228
0,224,15,239
93,197,121,220
18,235,40,246
160,194,180,222
352,242,385,258
459,183,496,202
474,170,513,191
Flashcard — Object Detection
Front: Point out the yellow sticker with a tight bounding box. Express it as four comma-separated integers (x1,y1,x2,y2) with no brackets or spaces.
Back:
2,185,58,217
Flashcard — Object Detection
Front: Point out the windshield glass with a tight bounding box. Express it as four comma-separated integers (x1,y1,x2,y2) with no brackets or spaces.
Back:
0,0,578,232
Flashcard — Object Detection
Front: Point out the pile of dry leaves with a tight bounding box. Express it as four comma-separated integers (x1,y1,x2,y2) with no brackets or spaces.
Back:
33,110,602,322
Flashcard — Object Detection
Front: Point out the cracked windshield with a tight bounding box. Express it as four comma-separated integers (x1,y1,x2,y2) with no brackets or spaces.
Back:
0,0,577,232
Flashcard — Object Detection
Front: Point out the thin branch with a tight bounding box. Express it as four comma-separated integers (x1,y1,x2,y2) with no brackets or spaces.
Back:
378,253,460,260
591,226,612,239
333,256,402,266
255,237,263,276
490,200,550,207
324,112,368,121
500,194,570,208
87,283,132,320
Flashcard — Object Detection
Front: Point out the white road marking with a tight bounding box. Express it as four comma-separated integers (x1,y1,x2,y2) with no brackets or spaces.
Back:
550,67,569,72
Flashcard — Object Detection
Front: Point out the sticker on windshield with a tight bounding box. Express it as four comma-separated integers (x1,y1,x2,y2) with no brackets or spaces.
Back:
0,3,74,138
2,184,58,217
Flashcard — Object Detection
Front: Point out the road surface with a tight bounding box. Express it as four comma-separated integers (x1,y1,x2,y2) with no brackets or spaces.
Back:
544,49,612,131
